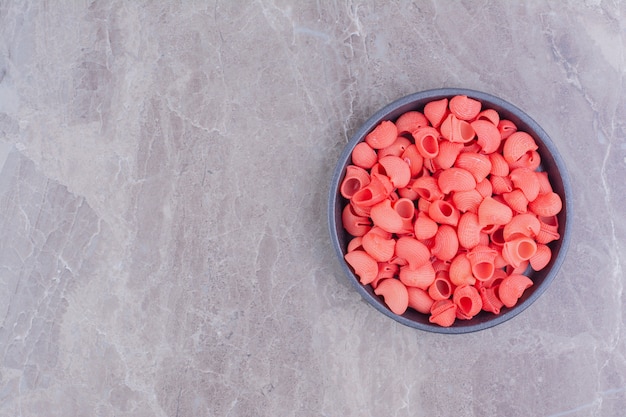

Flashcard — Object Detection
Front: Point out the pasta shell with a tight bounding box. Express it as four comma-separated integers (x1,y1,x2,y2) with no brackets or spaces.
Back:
453,285,483,318
407,287,434,314
502,190,529,213
347,236,364,253
412,127,440,159
529,243,552,271
394,198,416,232
423,98,449,128
457,212,482,249
489,226,506,247
498,274,533,308
414,211,439,240
478,196,513,227
378,155,411,189
428,273,454,300
344,250,378,285
510,168,541,202
371,262,399,289
428,200,460,227
351,173,392,207
503,213,541,241
370,199,405,234
435,141,464,170
429,299,457,327
508,150,541,171
340,165,371,199
342,204,372,237
401,144,424,177
503,131,538,165
466,245,498,281
449,95,481,120
414,174,438,197
441,114,476,143
536,215,560,244
351,142,378,169
506,260,529,275
502,237,538,268
437,167,477,194
395,236,431,269
398,182,419,200
489,152,510,176
399,263,436,290
417,197,431,213
395,111,429,135
471,119,502,154
362,229,396,262
536,171,553,194
528,192,563,217
452,189,483,214
490,175,513,195
379,136,412,158
479,286,504,315
432,260,450,274
365,120,398,149
481,267,507,289
497,119,518,139
374,278,409,315
455,152,492,183
431,224,459,262
476,108,500,126
475,178,493,198
350,200,371,217
449,253,476,286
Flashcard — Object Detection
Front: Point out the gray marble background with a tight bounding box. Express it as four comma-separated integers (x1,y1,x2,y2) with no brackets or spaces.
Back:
0,1,625,416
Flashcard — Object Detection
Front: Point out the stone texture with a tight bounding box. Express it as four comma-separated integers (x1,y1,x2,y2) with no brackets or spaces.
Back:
0,1,625,416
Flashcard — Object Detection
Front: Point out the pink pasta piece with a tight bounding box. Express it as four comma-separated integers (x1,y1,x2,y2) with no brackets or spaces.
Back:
399,262,436,289
440,114,476,143
396,111,429,135
510,167,541,202
466,245,498,281
478,196,513,227
365,120,398,149
488,152,510,176
407,287,435,314
453,285,483,319
414,211,439,240
498,274,533,308
344,250,378,285
342,204,371,237
362,228,396,262
452,189,483,213
535,215,560,244
412,127,441,159
379,136,412,158
340,165,371,199
395,236,431,269
431,224,459,262
471,119,502,154
352,142,378,170
449,253,476,286
502,237,537,268
374,278,409,315
347,236,363,253
378,155,411,189
428,200,460,227
528,192,563,217
435,141,464,170
503,131,538,165
423,98,449,128
401,144,424,177
428,273,454,300
503,213,541,241
455,152,492,183
457,212,482,249
429,299,457,327
475,108,500,126
449,95,482,120
529,244,552,271
497,119,518,139
437,167,477,194
502,189,529,213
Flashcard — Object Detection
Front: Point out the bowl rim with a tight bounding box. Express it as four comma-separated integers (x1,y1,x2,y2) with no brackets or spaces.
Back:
328,88,573,334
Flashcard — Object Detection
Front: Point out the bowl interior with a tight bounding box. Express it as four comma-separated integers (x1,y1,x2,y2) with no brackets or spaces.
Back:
329,88,572,334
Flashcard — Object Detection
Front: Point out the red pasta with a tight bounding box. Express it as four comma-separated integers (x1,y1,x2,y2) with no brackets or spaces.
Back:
340,95,563,326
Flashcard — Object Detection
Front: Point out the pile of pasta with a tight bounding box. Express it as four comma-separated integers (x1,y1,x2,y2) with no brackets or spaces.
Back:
341,95,562,327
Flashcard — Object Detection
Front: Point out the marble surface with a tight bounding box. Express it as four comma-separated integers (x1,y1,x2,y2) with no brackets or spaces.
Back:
0,1,625,416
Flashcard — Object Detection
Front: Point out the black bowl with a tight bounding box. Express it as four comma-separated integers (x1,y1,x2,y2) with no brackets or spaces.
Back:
328,88,572,334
